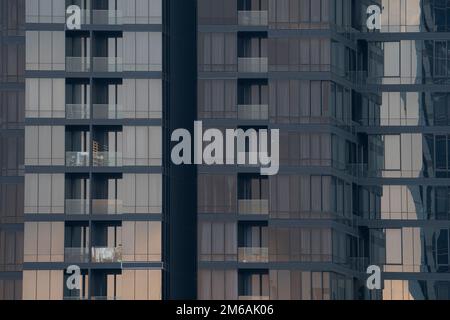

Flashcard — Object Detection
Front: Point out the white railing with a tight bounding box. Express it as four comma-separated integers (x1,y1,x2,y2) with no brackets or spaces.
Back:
91,247,122,263
66,152,89,167
93,152,123,167
66,104,90,119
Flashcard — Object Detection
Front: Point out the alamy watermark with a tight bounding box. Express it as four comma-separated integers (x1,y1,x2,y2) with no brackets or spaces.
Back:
366,5,382,30
66,5,81,30
171,121,279,176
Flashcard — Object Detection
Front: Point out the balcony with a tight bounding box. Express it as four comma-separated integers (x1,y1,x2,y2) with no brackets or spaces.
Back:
65,199,90,215
64,247,89,263
93,57,123,72
238,57,268,73
66,152,89,167
238,247,269,263
238,11,268,26
92,199,123,215
91,247,122,263
239,296,270,300
238,104,269,120
92,104,124,119
66,104,90,120
66,57,91,72
93,152,122,167
238,199,269,215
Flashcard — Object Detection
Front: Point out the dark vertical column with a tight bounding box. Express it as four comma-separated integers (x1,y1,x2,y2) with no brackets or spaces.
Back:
0,0,25,300
165,0,197,299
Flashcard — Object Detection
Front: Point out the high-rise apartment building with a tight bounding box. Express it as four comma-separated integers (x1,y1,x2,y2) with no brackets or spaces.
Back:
0,0,196,300
196,0,450,300
1,0,450,301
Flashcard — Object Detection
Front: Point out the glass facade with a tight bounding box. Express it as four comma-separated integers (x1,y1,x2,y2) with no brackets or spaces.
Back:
2,0,450,301
19,0,165,300
197,0,450,300
0,0,25,300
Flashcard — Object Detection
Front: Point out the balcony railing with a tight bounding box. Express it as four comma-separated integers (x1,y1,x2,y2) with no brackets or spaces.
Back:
93,57,123,72
66,104,90,120
92,104,124,119
91,246,122,263
238,57,268,73
238,296,270,300
65,199,90,215
92,199,123,215
238,11,268,26
64,247,90,263
66,57,91,72
238,104,269,120
93,152,122,167
238,199,269,215
238,247,269,263
66,152,89,167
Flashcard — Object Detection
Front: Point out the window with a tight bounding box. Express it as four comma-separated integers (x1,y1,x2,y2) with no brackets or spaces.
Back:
122,79,162,119
385,229,402,264
25,126,64,166
198,222,237,261
24,174,64,214
435,229,449,270
26,78,65,118
122,221,161,262
121,269,161,300
0,41,25,82
384,42,400,77
0,135,24,176
198,269,237,299
269,38,330,72
198,0,237,25
123,32,162,71
25,0,65,23
198,79,237,119
270,80,337,123
120,0,162,24
269,226,333,262
23,222,63,263
122,126,162,166
26,31,64,71
23,270,63,300
198,174,237,214
198,32,237,72
270,270,333,300
119,174,162,214
269,0,330,28
384,135,401,170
